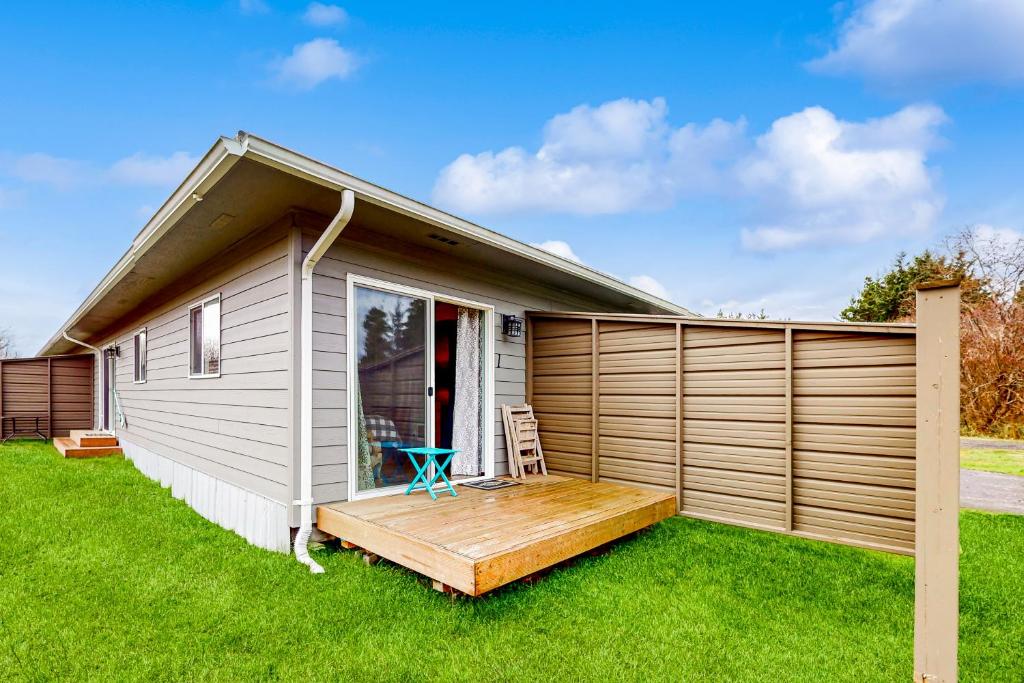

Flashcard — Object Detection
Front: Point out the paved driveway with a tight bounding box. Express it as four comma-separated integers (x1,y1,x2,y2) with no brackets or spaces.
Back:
961,437,1024,451
961,468,1024,514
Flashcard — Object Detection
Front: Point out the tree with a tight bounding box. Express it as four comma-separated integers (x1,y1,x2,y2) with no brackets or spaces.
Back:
394,299,425,350
715,308,771,320
841,225,1024,437
839,249,987,323
360,306,393,366
0,329,15,359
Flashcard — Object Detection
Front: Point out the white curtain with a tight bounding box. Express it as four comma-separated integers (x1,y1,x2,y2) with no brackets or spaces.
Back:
451,307,482,476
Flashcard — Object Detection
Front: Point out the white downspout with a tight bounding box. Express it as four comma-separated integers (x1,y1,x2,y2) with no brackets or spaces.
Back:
62,330,103,431
295,188,355,574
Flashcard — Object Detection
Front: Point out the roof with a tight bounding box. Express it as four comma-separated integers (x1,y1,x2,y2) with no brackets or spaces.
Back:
40,132,690,355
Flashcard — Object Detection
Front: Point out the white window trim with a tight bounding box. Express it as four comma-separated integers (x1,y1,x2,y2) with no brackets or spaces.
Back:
133,327,148,384
346,274,496,501
187,293,222,379
100,343,116,434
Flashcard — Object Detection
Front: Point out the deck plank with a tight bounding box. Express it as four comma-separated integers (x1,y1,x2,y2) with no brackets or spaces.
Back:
317,476,676,595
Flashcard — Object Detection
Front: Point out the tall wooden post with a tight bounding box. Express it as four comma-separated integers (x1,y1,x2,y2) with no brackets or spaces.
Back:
784,327,794,531
914,280,960,683
47,357,53,440
590,318,600,483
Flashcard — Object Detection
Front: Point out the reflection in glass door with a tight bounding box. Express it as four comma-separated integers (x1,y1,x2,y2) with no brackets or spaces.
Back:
352,285,429,494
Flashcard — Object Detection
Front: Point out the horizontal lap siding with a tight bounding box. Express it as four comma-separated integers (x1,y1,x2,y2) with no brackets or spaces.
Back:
1,360,50,436
598,322,676,493
526,313,919,555
791,332,916,552
309,238,613,504
0,357,93,438
681,327,787,530
103,234,293,504
532,319,593,479
51,356,94,434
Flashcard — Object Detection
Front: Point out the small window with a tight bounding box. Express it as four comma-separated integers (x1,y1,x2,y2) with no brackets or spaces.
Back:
188,295,221,378
133,328,147,383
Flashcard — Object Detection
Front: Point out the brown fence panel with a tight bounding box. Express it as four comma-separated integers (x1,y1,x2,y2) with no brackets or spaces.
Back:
597,321,677,493
50,356,95,436
681,326,789,531
791,331,916,553
0,355,94,439
530,318,594,479
527,312,918,555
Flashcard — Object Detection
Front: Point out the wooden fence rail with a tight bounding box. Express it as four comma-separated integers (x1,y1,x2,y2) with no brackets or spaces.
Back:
0,354,94,440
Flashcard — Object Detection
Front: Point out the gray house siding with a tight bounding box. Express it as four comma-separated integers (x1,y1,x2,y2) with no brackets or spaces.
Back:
91,224,295,549
305,232,616,505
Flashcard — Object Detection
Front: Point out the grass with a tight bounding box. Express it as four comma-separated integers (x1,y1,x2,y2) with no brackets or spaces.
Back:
961,448,1024,477
1,441,1021,682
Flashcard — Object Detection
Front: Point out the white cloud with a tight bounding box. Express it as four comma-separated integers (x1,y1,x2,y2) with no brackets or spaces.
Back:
4,153,87,190
272,38,358,90
0,187,23,208
434,97,947,251
737,104,947,250
531,239,582,263
303,2,348,26
808,0,1024,87
239,0,270,15
1,151,198,190
628,275,670,300
528,237,673,300
108,152,199,187
433,97,745,215
974,223,1023,250
698,288,841,321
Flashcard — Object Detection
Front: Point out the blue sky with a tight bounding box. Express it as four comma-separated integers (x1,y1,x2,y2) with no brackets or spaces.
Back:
2,0,1023,354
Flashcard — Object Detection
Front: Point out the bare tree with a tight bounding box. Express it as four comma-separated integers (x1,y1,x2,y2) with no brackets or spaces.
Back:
948,225,1024,303
0,329,15,359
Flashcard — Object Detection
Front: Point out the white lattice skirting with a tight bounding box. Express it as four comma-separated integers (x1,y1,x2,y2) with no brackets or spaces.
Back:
121,439,291,552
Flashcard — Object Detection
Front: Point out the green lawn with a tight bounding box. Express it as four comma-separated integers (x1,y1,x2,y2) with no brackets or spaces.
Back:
1,441,1021,682
962,448,1024,477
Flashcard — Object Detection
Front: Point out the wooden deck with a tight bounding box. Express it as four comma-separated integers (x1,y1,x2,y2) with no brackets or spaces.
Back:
317,475,676,596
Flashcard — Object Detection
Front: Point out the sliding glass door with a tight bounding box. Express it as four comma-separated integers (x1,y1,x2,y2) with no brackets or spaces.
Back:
352,284,430,495
348,275,495,499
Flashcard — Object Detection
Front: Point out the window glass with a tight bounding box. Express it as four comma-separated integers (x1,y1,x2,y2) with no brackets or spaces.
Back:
190,305,204,375
203,297,220,375
133,330,147,382
190,297,220,377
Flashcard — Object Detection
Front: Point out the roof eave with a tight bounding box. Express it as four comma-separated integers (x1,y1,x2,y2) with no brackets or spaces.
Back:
236,132,691,317
41,131,691,355
38,137,245,355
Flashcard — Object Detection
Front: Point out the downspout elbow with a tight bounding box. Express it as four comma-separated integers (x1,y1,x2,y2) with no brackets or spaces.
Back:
295,189,355,574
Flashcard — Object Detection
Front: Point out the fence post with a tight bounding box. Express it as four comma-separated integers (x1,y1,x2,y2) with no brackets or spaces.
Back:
591,318,599,483
914,279,960,683
784,327,793,531
47,357,53,440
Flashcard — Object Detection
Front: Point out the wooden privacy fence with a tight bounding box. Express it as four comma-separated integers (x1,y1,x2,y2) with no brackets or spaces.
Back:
526,312,919,555
0,354,94,440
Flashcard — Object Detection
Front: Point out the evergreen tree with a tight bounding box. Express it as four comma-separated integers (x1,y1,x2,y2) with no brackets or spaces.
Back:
840,250,986,322
394,299,426,350
360,306,393,366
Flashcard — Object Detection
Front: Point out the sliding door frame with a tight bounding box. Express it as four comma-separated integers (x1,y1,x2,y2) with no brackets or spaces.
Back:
346,274,495,501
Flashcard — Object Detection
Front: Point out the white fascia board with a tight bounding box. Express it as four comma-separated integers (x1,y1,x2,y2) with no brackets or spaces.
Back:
38,137,244,355
237,133,691,316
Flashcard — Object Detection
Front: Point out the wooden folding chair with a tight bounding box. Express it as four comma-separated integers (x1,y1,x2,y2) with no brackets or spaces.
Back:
501,404,548,478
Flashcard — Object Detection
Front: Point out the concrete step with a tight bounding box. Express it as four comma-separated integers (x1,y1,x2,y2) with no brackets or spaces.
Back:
54,436,123,459
69,430,119,447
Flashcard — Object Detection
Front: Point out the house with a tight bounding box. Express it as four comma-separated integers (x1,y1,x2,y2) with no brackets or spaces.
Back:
40,132,687,564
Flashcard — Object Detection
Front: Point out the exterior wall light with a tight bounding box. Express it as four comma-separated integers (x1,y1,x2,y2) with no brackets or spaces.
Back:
502,314,524,337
